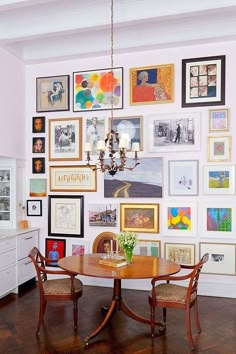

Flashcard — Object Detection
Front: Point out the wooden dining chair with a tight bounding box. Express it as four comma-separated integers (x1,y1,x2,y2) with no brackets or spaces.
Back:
28,247,83,336
149,253,209,351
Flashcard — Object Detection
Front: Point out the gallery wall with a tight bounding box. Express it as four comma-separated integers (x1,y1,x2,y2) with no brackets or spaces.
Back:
25,39,236,297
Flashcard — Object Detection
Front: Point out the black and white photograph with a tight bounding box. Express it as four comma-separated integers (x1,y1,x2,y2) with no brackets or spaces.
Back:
86,116,105,155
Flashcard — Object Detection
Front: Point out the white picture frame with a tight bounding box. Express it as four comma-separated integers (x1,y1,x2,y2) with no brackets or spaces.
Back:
168,160,199,196
66,239,90,256
203,165,235,195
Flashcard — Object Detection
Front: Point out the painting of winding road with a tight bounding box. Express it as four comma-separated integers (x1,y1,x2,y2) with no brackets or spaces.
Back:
104,157,162,198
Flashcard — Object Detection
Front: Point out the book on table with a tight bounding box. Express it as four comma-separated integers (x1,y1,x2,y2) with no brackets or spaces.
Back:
99,257,127,268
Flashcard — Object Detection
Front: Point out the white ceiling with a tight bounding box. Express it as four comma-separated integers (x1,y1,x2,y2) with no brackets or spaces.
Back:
1,0,236,64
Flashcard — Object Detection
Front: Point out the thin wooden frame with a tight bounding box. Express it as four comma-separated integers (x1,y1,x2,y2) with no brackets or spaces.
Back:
73,67,123,112
48,195,84,238
120,203,159,233
209,108,229,132
164,242,195,265
203,165,235,195
182,55,225,107
200,242,236,275
130,64,174,105
208,136,231,162
50,165,97,192
66,239,90,256
168,160,199,196
147,112,201,152
133,239,161,257
108,115,143,151
26,200,42,216
45,238,66,267
36,75,70,112
48,117,82,161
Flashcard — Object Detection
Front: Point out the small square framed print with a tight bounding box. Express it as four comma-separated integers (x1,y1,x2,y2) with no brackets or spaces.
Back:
208,136,231,162
26,200,42,216
203,165,235,195
168,160,199,196
209,108,229,132
32,116,45,133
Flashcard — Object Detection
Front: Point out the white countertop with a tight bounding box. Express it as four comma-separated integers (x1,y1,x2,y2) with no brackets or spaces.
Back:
0,228,39,240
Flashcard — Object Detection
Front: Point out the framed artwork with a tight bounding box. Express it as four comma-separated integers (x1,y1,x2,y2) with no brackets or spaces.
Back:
32,137,45,154
48,195,84,238
209,108,229,132
50,165,97,192
48,117,82,161
92,231,117,253
182,55,225,107
104,157,163,198
200,202,235,238
73,67,123,112
29,178,47,197
36,75,70,112
168,160,199,196
32,116,45,133
108,115,143,151
86,117,105,155
161,202,197,237
130,64,174,105
147,112,201,153
200,242,236,275
45,238,66,267
164,243,195,266
26,200,42,216
120,203,159,233
208,136,231,162
32,157,45,174
66,239,90,256
203,165,235,195
133,240,161,257
89,204,117,227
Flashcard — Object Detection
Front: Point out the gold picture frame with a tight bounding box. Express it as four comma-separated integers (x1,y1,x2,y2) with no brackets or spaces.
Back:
164,242,195,265
208,135,231,162
209,108,229,132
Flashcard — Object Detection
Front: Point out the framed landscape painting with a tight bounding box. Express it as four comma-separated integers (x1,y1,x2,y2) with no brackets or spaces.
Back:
36,75,70,112
168,160,199,196
130,64,174,105
73,67,123,112
203,165,235,195
89,204,117,227
147,112,201,152
182,55,225,107
104,157,163,198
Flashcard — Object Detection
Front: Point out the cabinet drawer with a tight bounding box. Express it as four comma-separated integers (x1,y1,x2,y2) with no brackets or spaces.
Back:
18,257,36,285
0,248,16,268
0,237,16,252
0,265,17,296
17,230,38,260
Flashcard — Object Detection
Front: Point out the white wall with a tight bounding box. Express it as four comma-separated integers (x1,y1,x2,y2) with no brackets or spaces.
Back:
25,40,236,298
0,48,25,159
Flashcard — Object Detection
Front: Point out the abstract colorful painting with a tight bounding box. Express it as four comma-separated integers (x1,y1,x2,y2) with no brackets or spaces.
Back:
206,208,232,232
167,207,192,231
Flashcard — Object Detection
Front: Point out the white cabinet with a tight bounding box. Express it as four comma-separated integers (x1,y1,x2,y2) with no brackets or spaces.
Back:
0,168,12,227
0,236,17,297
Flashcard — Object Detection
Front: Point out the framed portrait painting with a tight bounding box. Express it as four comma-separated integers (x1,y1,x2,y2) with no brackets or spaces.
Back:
168,160,199,196
182,55,225,107
36,75,70,112
147,112,201,153
209,108,229,132
164,243,195,265
108,115,143,151
48,195,84,238
130,64,174,105
32,116,45,133
208,136,231,162
203,165,235,195
45,238,66,267
120,203,159,233
73,67,123,112
48,117,82,161
32,137,45,154
32,157,45,174
26,200,42,216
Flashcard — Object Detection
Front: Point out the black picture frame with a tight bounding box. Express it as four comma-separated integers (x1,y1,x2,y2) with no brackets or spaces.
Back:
32,157,45,174
26,199,42,216
32,116,45,133
48,195,84,237
182,55,225,107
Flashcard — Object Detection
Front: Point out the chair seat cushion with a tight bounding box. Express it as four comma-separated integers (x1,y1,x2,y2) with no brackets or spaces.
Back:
151,283,196,304
43,278,83,295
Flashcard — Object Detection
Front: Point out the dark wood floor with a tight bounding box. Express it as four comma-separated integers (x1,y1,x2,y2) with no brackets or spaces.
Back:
0,281,235,354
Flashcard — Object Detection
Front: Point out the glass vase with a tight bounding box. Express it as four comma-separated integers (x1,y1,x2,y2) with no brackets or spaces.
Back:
124,246,134,264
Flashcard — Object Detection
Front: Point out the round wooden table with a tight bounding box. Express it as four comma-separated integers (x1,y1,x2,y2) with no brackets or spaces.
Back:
58,254,180,344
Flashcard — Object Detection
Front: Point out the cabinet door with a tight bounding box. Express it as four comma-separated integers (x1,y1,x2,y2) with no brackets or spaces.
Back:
0,265,17,297
0,168,11,227
17,230,39,260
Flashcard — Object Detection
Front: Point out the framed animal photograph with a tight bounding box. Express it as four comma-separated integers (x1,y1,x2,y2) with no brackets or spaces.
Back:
130,64,174,105
203,165,235,195
168,160,199,196
182,55,225,107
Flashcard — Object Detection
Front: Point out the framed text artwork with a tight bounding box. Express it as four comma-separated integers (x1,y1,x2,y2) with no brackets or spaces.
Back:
73,67,123,112
164,243,195,266
147,112,201,153
168,160,199,196
36,75,70,112
129,64,174,105
48,117,82,161
203,165,235,195
209,108,229,132
50,165,97,192
48,195,84,237
120,203,159,233
182,55,225,107
208,136,231,162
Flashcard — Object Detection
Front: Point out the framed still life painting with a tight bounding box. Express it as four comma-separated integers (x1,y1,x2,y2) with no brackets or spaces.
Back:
182,55,225,107
130,64,174,105
73,67,123,112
